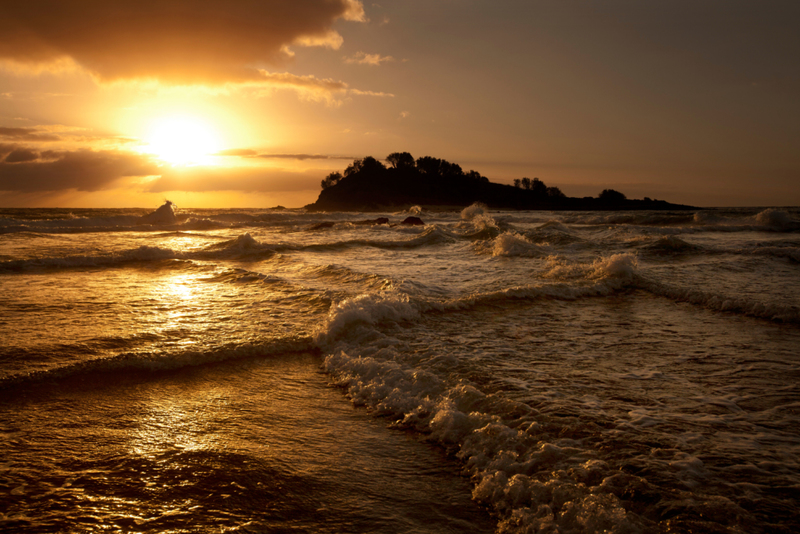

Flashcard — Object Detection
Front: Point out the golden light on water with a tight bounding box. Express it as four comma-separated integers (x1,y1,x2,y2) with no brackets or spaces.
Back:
145,116,222,166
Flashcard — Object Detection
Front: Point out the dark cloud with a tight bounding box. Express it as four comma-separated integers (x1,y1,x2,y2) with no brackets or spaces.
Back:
0,1,365,83
0,126,60,142
0,146,158,191
3,147,39,163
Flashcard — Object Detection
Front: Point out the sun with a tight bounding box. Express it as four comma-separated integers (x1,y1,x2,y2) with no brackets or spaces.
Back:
145,116,222,165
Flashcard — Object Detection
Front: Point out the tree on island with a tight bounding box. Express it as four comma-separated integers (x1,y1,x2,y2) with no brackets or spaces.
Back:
344,156,385,177
598,188,627,202
321,171,343,189
386,151,415,169
306,151,691,212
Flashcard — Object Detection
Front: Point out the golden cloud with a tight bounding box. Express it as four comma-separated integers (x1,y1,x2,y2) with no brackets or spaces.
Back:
0,1,365,84
344,52,395,66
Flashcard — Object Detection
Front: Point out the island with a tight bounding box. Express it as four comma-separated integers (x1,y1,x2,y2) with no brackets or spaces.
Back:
305,152,696,212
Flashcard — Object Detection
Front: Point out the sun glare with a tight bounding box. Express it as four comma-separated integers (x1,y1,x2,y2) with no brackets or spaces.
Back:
145,116,221,165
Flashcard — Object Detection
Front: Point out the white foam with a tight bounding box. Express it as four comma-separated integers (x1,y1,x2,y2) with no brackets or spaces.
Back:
483,232,543,257
315,292,420,344
461,202,488,220
544,253,638,281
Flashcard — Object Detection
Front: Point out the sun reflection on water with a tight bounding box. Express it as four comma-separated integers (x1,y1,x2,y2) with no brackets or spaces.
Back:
128,388,229,458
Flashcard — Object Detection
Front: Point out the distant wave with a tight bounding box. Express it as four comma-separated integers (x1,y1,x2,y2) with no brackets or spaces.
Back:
741,244,800,263
555,208,800,234
0,233,278,273
0,245,182,272
638,235,704,256
0,201,240,234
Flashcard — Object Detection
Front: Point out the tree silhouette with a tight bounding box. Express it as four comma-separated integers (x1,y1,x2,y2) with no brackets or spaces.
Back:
546,186,565,198
598,189,627,202
386,152,415,169
440,160,463,176
344,156,386,177
321,171,342,189
513,178,521,188
531,178,547,197
415,156,442,175
521,177,531,190
360,156,386,173
467,170,489,183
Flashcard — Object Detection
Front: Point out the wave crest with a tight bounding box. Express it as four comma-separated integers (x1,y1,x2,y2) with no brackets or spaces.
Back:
755,208,797,229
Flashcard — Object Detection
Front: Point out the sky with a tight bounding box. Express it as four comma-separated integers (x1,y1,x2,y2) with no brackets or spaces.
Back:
0,0,798,208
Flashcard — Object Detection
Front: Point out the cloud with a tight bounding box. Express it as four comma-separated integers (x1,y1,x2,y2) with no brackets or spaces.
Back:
398,111,410,120
3,147,39,163
293,31,345,51
349,89,395,97
257,153,356,161
256,70,349,94
245,70,390,103
0,146,158,191
0,127,61,142
0,1,366,84
344,52,395,66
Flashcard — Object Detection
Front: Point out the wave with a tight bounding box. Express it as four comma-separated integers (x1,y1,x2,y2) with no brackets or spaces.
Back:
293,225,459,252
741,244,800,263
0,225,467,273
316,254,639,344
312,249,793,532
313,257,649,532
0,202,239,234
476,232,545,257
560,211,697,227
690,209,800,233
0,233,278,273
552,209,800,234
639,278,800,323
321,344,648,532
0,337,315,392
753,208,799,229
639,235,704,256
0,245,182,272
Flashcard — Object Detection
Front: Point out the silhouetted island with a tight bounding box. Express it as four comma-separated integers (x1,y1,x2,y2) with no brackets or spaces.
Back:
305,152,696,212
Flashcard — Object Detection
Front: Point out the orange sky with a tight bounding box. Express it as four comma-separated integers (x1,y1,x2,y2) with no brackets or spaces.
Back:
1,0,798,208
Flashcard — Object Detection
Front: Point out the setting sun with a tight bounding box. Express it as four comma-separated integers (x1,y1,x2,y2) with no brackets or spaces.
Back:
145,116,221,165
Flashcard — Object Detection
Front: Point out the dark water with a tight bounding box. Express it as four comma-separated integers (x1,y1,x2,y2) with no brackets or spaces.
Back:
1,203,799,533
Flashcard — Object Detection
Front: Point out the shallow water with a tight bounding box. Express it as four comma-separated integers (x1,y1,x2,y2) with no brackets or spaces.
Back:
1,204,799,533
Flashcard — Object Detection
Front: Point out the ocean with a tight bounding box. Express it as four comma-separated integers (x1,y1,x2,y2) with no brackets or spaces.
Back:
1,202,798,533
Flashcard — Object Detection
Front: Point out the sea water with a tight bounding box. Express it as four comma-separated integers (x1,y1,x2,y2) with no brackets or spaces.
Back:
0,203,798,533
